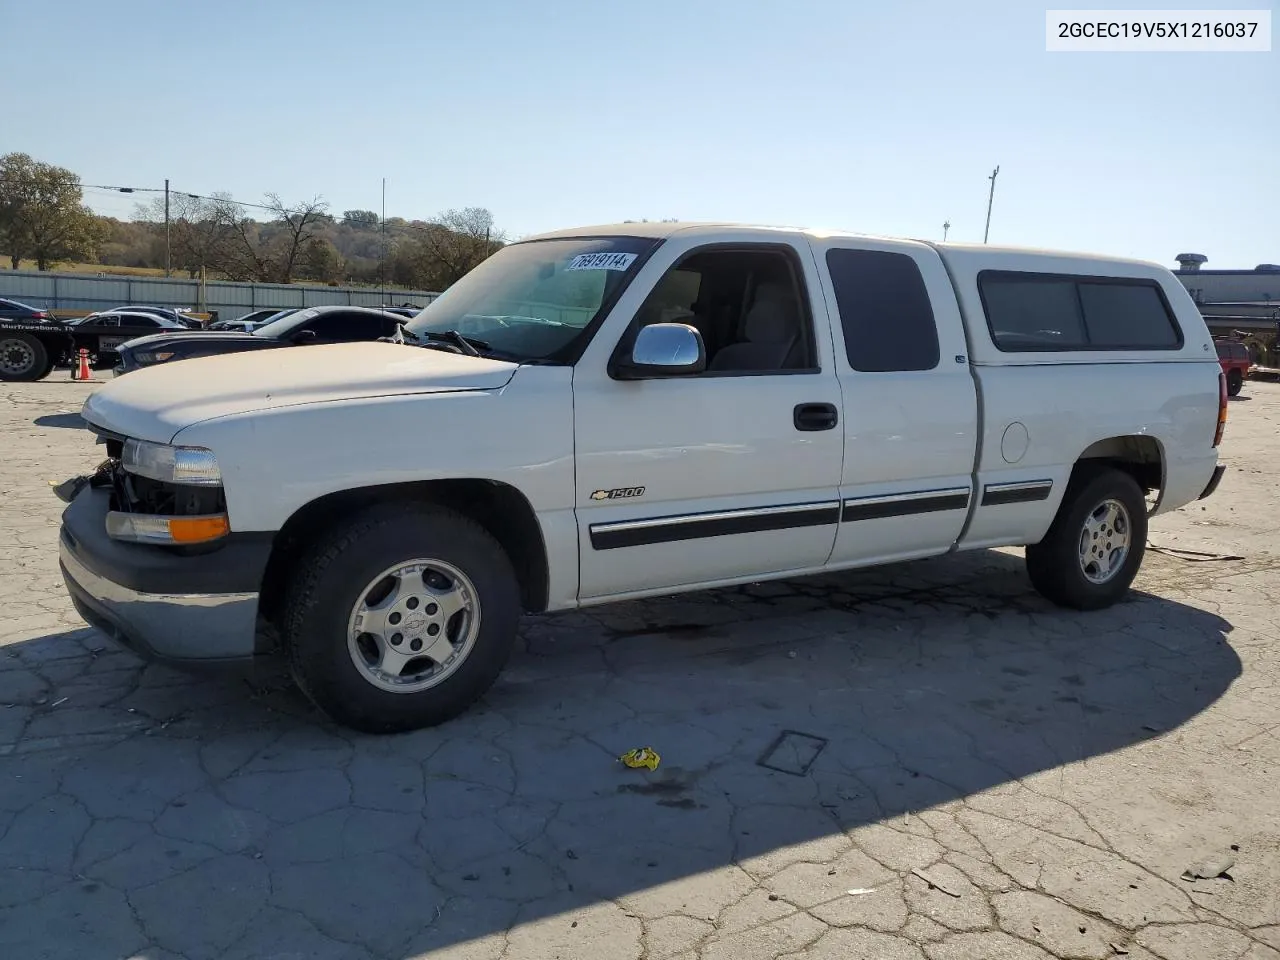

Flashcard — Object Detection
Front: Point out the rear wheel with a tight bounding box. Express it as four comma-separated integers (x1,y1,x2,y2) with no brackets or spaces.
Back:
1026,466,1147,610
1227,368,1243,396
0,334,49,381
283,503,522,733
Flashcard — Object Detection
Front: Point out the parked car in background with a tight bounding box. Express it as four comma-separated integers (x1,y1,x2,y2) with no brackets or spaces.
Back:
105,306,202,329
0,309,198,381
0,298,52,322
112,305,410,375
210,309,286,330
379,304,425,318
1214,339,1252,396
209,320,262,333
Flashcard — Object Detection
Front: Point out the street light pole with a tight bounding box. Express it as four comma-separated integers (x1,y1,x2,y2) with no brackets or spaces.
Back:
983,166,1000,244
943,220,951,242
164,178,171,277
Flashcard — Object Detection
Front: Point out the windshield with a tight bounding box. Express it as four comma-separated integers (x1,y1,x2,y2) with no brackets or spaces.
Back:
252,309,315,338
404,236,659,361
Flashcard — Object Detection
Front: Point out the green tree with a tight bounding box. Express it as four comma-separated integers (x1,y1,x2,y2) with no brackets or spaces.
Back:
0,153,103,270
302,237,344,283
342,209,379,228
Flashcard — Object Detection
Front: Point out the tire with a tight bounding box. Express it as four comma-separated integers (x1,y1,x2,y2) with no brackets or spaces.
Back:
283,502,522,733
0,333,49,382
1025,465,1147,611
1227,368,1243,396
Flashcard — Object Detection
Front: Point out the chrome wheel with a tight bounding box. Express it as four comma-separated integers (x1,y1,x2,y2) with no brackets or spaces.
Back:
346,559,481,694
0,338,36,377
1078,498,1131,585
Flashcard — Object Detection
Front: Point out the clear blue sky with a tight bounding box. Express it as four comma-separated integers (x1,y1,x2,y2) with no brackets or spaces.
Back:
6,0,1276,268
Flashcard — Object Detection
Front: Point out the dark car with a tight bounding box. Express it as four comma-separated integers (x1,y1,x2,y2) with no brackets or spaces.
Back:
0,297,52,322
0,308,198,381
379,304,424,319
113,305,409,375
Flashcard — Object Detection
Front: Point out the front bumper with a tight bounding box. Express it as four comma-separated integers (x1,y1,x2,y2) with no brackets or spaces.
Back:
58,486,269,667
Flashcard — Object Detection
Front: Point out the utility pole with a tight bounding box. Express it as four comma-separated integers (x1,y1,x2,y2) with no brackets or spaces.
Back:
983,166,1000,244
380,177,387,305
163,178,171,277
943,220,951,242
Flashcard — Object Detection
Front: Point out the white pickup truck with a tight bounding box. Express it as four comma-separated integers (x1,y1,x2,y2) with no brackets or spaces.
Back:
57,222,1228,732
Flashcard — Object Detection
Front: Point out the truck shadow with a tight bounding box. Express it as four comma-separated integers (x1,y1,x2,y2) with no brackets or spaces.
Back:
0,549,1239,959
32,412,87,429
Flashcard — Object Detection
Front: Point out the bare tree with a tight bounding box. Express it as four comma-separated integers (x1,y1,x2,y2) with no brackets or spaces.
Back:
415,207,505,287
262,194,330,283
136,192,243,278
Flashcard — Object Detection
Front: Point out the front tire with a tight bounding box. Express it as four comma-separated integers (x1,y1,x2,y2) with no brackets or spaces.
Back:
0,334,49,381
1025,466,1147,611
1227,368,1243,396
283,503,521,733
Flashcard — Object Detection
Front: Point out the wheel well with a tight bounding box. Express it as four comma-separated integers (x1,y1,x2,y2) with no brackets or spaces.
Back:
1073,435,1164,495
258,480,550,627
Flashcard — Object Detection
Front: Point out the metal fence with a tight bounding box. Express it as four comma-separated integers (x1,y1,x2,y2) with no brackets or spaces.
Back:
0,269,440,320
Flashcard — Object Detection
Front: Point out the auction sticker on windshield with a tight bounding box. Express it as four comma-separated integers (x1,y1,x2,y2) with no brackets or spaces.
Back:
566,252,638,271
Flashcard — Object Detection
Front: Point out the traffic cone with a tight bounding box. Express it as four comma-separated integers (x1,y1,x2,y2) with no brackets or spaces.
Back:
72,348,91,381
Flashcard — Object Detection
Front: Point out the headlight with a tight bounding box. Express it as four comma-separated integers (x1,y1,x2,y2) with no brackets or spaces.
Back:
122,439,221,486
134,351,175,364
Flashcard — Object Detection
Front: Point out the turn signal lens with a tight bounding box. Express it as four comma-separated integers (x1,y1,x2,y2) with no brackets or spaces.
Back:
169,516,231,543
106,512,230,545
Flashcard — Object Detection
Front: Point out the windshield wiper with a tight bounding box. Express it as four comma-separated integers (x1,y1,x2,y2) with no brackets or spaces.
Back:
419,330,489,357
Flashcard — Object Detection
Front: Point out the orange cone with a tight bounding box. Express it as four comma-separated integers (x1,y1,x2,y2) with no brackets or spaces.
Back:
73,348,91,381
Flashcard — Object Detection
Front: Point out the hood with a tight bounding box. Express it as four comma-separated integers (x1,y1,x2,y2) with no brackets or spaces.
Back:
119,330,256,351
82,341,519,443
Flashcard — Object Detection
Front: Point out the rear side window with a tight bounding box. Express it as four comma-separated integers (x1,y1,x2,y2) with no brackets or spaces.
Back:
979,278,1086,350
826,248,939,372
979,272,1182,352
1077,283,1180,348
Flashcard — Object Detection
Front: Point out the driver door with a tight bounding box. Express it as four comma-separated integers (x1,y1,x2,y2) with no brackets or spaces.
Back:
571,232,844,601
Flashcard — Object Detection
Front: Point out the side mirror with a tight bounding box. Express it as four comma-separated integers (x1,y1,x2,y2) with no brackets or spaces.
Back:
290,329,317,345
612,322,706,380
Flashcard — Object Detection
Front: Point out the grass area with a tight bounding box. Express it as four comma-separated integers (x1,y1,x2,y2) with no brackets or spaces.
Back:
0,260,168,277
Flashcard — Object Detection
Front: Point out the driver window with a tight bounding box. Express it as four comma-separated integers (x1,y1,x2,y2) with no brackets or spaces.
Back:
630,248,814,374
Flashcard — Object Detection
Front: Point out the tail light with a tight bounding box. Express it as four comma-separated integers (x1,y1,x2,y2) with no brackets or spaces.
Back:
1213,371,1228,447
33,310,49,320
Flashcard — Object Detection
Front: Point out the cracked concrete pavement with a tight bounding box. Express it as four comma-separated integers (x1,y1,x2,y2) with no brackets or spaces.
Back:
2,376,1279,960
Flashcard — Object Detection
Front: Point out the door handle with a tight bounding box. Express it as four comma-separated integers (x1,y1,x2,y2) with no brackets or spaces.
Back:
793,402,839,432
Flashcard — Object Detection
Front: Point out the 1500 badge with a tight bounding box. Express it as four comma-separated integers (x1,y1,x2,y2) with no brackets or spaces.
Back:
590,486,645,501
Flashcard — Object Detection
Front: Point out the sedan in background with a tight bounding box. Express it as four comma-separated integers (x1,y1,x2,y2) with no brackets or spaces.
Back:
0,297,52,321
104,305,202,328
113,305,409,375
209,308,288,330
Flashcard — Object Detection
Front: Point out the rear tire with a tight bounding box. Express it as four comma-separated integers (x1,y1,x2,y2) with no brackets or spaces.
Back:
1227,368,1243,396
0,334,49,382
283,502,522,733
1025,466,1147,611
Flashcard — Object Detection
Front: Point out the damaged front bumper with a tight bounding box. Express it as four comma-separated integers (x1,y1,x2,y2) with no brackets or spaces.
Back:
58,482,270,668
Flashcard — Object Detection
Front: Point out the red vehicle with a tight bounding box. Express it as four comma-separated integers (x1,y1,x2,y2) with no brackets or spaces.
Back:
1215,339,1252,396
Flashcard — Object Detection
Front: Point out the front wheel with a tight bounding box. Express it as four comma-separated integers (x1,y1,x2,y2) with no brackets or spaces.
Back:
1025,466,1147,611
1227,368,1243,396
283,503,521,733
0,334,50,381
